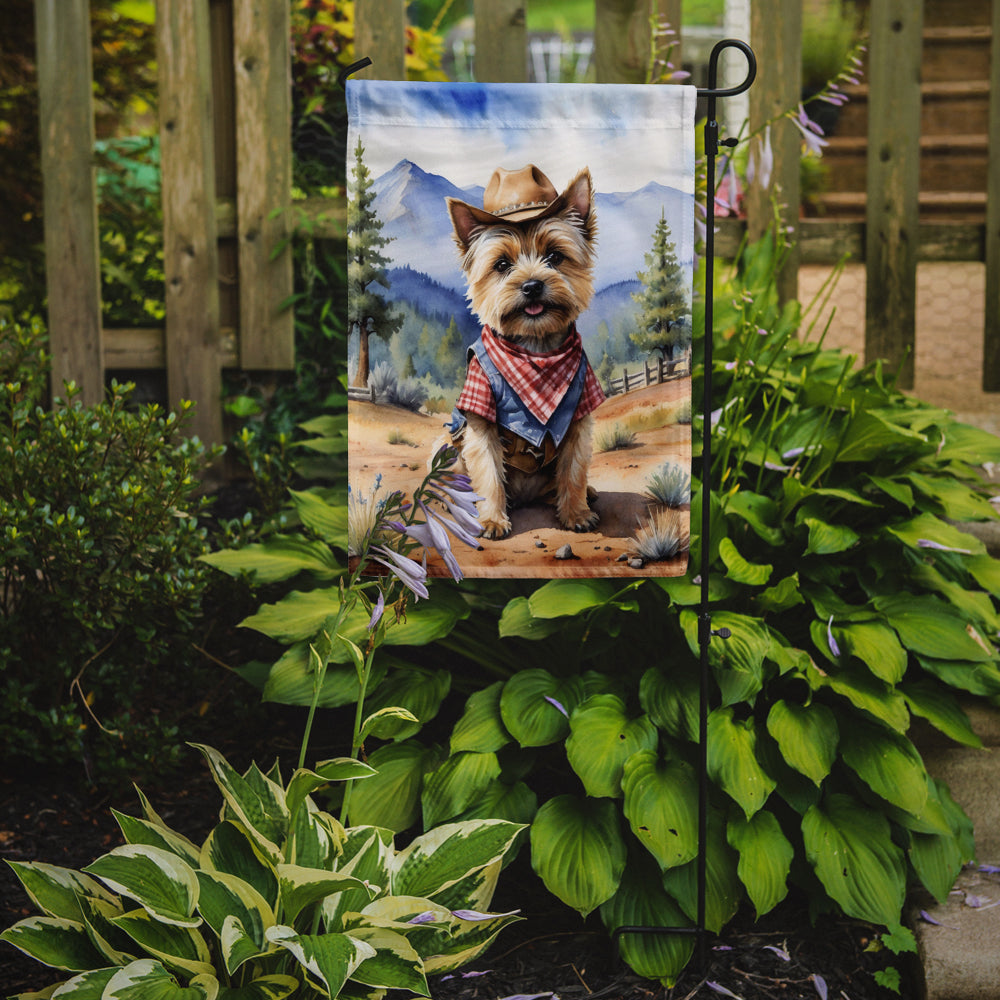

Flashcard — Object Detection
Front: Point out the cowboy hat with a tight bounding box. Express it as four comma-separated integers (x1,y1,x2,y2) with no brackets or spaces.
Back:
458,164,568,225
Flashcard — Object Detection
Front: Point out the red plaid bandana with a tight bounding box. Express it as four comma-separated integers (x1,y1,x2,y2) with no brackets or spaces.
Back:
456,325,605,426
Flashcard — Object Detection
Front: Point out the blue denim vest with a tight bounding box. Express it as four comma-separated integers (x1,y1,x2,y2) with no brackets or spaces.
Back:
447,340,587,449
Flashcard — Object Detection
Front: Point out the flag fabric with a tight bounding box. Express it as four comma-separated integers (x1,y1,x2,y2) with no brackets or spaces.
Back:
346,80,696,578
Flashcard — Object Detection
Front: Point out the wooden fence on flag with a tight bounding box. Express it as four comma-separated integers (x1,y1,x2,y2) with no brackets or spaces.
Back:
33,0,1000,445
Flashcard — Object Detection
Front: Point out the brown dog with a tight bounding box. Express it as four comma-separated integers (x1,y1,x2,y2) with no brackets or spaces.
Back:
441,165,604,540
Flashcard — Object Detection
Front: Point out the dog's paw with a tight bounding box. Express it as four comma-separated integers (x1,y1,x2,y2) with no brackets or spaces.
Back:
561,508,600,533
480,515,512,540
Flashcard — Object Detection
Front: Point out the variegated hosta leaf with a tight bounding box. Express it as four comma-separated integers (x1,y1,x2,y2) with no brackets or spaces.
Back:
195,871,274,973
0,916,107,971
288,802,344,871
323,829,393,931
727,810,793,918
200,822,278,910
78,894,136,966
344,926,429,995
599,853,694,987
4,862,118,922
566,695,658,799
265,926,375,998
110,908,214,979
706,707,776,819
391,820,524,901
838,718,929,817
765,700,838,786
102,958,218,999
802,793,906,926
46,966,118,997
621,751,699,871
421,907,522,975
112,810,201,868
499,669,585,747
420,751,501,829
214,974,299,1000
450,681,511,754
83,846,200,928
285,760,375,824
190,745,287,863
424,859,501,915
529,795,626,917
276,865,375,925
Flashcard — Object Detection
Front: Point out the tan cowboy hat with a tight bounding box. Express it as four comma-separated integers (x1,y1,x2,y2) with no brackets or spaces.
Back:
461,164,568,225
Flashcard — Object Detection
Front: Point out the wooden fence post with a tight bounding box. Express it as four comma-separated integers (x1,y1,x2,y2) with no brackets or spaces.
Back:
355,0,406,80
864,0,923,389
746,0,801,306
233,0,294,369
157,0,223,445
594,0,652,84
474,0,527,82
34,0,104,405
984,0,1000,391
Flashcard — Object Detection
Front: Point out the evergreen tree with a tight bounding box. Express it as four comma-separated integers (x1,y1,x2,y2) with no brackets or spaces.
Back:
630,213,690,360
347,137,402,386
435,317,464,387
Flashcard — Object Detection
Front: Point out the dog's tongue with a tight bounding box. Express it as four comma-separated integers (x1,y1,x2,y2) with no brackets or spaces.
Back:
524,303,545,317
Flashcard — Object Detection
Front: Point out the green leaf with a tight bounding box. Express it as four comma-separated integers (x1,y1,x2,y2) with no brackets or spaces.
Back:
241,589,343,643
901,680,982,748
288,489,348,545
909,827,966,905
195,871,273,974
802,517,859,556
755,573,805,614
727,811,793,917
112,812,201,868
347,740,441,832
834,410,927,463
103,959,217,999
499,670,584,747
886,512,985,557
916,655,1000,697
639,664,699,742
216,976,299,1000
566,695,658,798
680,610,770,706
363,667,451,740
874,594,995,662
4,862,118,923
835,621,908,684
967,553,1000,597
421,751,502,829
707,707,776,818
621,751,699,871
110,909,214,978
810,661,910,732
498,596,565,639
906,472,999,521
0,916,107,972
200,536,340,584
276,865,373,925
724,490,784,545
450,682,511,754
802,793,906,926
526,579,619,618
33,967,118,998
765,700,838,786
199,822,278,910
359,706,421,742
83,846,200,928
345,926,428,994
718,537,772,586
265,926,374,997
530,795,626,917
260,644,381,709
839,718,929,816
285,760,376,822
452,779,538,827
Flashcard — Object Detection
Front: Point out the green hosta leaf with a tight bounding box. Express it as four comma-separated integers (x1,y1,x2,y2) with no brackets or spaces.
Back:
916,655,1000,697
111,908,214,978
724,490,784,546
359,706,421,742
755,573,805,614
277,865,374,925
288,488,348,545
200,536,340,584
285,759,376,822
707,708,776,819
886,512,985,557
83,846,200,928
935,421,1000,465
911,562,1000,633
216,975,299,1000
421,751,502,828
839,718,929,816
526,579,619,618
866,474,914,509
834,410,927,463
909,786,967,907
765,700,838,786
661,811,741,933
200,822,278,910
967,553,1000,597
835,621,907,684
261,644,382,709
802,793,906,926
362,667,451,740
336,591,469,652
393,820,524,901
901,680,982,748
347,740,442,832
680,610,770,706
195,871,273,974
599,853,694,987
906,472,998,521
803,517,859,556
497,596,564,639
0,916,107,971
242,589,341,644
4,862,118,923
265,926,375,997
810,662,910,732
499,670,584,747
103,959,218,999
450,682,511,754
453,779,538,827
565,695,658,798
346,926,428,994
112,812,201,868
639,664,699,742
727,811,793,917
718,537,772,586
530,795,626,917
621,751,699,871
874,594,994,662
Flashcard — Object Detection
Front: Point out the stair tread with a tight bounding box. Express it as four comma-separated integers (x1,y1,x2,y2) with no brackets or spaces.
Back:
847,79,992,101
824,134,989,153
923,25,992,41
818,191,987,206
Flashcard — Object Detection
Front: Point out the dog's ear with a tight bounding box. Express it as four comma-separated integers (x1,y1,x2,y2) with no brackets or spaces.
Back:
447,198,483,252
562,168,593,223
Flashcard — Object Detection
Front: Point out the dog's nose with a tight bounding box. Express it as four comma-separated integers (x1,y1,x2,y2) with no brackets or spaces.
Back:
521,279,544,299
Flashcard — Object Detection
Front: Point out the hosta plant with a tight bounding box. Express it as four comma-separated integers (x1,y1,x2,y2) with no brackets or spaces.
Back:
1,744,523,999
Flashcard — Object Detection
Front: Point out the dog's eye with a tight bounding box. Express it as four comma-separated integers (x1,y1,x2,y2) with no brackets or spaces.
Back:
544,250,565,267
494,258,512,274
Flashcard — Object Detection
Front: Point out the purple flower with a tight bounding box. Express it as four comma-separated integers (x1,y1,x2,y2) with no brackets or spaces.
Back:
791,104,829,156
407,911,438,925
451,908,520,921
747,124,773,191
395,505,464,581
917,538,973,555
812,974,828,1000
706,983,742,999
827,616,841,658
370,544,429,600
544,695,569,718
367,591,385,631
764,944,790,961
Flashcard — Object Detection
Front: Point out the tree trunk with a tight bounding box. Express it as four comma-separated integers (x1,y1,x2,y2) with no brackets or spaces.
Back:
354,325,371,387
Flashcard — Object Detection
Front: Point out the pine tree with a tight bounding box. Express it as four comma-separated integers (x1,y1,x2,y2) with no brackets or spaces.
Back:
347,138,402,387
435,317,464,387
630,213,690,360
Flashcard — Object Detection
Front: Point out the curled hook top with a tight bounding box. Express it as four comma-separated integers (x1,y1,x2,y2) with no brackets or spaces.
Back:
697,39,756,98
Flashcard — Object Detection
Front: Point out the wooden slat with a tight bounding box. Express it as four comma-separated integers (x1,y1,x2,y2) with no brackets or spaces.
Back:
864,0,923,389
233,0,294,369
103,328,238,369
157,0,223,444
34,0,103,404
354,0,406,81
746,0,801,304
984,0,1000,390
594,0,654,84
474,0,527,82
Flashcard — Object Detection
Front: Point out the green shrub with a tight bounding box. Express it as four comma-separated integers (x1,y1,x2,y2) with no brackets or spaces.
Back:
0,317,220,783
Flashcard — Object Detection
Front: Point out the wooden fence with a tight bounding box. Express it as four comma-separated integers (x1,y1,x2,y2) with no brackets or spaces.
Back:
606,353,692,397
33,0,1000,445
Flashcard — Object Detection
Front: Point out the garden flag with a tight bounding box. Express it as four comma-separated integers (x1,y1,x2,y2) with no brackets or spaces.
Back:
347,80,696,578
